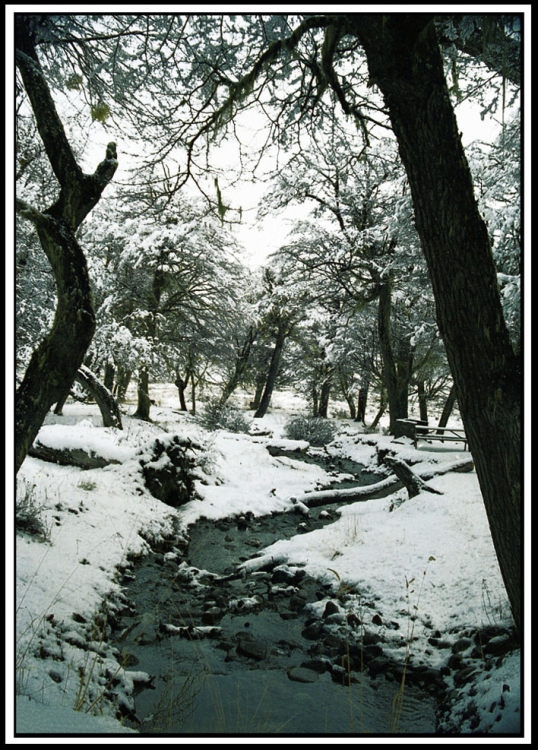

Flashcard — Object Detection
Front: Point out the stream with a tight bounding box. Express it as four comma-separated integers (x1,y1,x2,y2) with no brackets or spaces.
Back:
111,450,440,735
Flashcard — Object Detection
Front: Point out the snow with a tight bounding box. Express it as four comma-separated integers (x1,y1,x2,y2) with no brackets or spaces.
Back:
9,389,528,742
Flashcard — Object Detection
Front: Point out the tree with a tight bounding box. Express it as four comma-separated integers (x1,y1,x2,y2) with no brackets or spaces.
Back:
352,14,521,631
146,11,522,631
83,193,246,418
13,12,523,632
15,15,118,474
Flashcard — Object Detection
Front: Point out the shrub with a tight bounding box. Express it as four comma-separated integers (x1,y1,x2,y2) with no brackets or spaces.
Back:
197,399,252,434
283,415,337,447
16,481,50,541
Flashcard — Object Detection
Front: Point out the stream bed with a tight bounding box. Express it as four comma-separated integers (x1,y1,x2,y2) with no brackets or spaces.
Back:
111,452,441,735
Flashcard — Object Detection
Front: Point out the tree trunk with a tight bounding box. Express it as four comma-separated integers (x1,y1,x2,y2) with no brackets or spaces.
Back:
417,380,428,424
311,384,319,418
377,278,410,433
103,362,115,392
75,365,123,429
356,383,369,424
254,325,288,418
318,378,332,418
250,374,266,411
369,387,386,430
175,374,190,412
219,326,257,406
437,383,458,431
114,368,132,402
355,14,522,632
28,442,119,469
15,17,117,474
133,368,152,421
383,456,442,499
191,376,196,416
53,390,69,416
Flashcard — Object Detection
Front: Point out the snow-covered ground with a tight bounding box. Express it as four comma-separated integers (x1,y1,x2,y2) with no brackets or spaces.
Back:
9,387,528,742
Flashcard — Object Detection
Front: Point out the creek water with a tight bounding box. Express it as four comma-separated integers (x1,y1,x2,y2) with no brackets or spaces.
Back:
114,452,439,735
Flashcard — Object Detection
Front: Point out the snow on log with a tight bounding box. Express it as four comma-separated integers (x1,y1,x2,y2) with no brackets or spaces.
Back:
296,475,402,508
383,455,444,498
28,441,120,469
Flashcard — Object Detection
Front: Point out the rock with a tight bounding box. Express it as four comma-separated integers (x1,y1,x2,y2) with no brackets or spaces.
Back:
201,609,222,625
235,634,267,660
323,600,340,619
300,658,330,674
302,622,323,640
453,665,479,687
287,666,319,683
362,630,382,646
452,637,473,654
372,613,383,626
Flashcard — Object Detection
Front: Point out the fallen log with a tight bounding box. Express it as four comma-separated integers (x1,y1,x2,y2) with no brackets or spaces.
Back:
28,441,120,469
296,475,402,509
383,456,443,498
419,457,474,479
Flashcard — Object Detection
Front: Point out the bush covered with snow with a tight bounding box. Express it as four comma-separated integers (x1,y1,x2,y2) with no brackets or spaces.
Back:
197,399,252,434
283,415,337,447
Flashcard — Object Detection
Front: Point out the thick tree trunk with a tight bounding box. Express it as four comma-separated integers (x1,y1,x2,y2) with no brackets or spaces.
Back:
437,383,458,431
254,325,288,418
355,14,522,632
133,368,152,421
15,218,97,474
29,442,119,469
75,365,123,429
15,17,117,474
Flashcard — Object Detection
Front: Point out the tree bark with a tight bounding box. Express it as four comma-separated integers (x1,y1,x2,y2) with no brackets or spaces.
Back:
75,365,123,429
175,374,190,412
28,442,119,469
356,384,369,424
103,362,115,392
377,278,411,433
417,380,428,424
133,368,152,421
114,368,132,402
254,323,289,418
219,326,257,406
383,455,442,498
15,16,117,474
437,383,458,431
317,378,332,418
250,374,266,411
369,387,386,430
354,14,522,632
